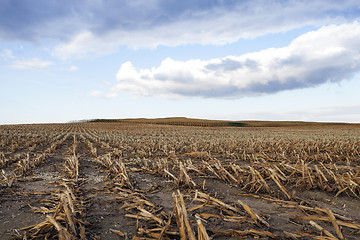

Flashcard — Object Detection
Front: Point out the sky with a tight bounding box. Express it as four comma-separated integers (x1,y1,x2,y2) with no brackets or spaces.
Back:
1,0,360,124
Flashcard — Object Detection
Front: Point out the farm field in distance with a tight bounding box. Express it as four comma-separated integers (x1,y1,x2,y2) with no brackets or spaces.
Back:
1,119,360,239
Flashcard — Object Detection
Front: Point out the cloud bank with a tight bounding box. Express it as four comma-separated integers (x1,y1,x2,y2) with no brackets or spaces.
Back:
107,22,360,98
0,0,359,59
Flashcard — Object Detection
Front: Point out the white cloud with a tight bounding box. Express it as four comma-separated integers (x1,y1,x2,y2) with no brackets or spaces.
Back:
1,1,359,59
51,1,360,59
10,58,54,70
0,49,15,60
101,22,360,98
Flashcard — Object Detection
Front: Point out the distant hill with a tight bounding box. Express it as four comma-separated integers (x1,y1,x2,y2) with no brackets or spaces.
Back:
86,117,357,128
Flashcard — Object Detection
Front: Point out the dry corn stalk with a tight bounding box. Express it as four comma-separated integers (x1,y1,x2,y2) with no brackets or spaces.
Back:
252,166,270,192
110,229,128,239
269,170,291,199
158,210,174,240
237,200,269,227
196,218,210,240
19,186,86,239
309,220,337,239
194,191,241,214
164,169,179,183
16,153,33,176
212,228,277,238
137,207,164,225
1,169,13,187
202,160,221,179
295,215,360,230
65,154,79,181
0,151,7,167
213,159,238,185
179,162,197,188
95,153,113,169
114,159,133,188
61,194,77,235
47,215,77,240
173,190,196,240
325,208,344,240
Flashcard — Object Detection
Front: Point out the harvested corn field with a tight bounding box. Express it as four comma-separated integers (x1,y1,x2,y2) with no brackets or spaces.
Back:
1,121,360,239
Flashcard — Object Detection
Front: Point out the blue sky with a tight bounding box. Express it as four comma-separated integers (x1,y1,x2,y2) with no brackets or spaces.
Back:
1,0,360,124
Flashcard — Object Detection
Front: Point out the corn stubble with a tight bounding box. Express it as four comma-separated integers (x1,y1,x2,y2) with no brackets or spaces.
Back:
0,121,359,239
